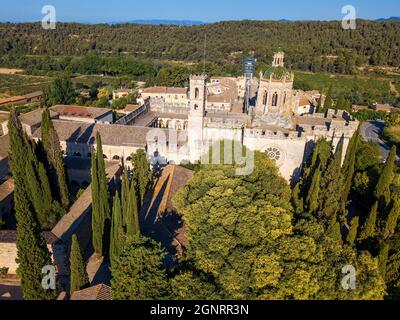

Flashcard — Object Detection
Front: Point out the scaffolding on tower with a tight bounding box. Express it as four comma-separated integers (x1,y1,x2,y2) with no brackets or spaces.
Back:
243,56,256,114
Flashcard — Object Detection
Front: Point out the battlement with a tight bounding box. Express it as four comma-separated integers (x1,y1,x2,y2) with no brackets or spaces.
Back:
190,74,208,81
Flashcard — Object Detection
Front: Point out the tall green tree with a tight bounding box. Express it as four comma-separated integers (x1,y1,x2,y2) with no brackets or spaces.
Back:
69,234,90,296
323,85,333,112
8,110,56,300
346,216,359,246
306,164,321,214
111,236,170,300
45,77,76,106
91,150,102,255
317,142,343,223
375,146,396,211
41,108,69,208
121,169,130,228
131,149,153,205
126,181,139,238
359,202,379,241
341,128,360,214
91,133,111,256
110,191,124,267
384,197,400,239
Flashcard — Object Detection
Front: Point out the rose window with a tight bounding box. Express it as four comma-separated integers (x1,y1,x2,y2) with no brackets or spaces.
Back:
266,147,281,161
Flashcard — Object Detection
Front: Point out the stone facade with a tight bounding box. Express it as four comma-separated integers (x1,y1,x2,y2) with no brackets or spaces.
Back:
12,51,359,185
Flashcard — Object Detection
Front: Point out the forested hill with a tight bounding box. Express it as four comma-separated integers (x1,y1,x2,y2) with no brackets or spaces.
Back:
0,20,399,73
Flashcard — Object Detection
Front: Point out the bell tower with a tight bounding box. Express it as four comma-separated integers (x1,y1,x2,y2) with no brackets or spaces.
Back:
188,74,207,163
272,51,285,67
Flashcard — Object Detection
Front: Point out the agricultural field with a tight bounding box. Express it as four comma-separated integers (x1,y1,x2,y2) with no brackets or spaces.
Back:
294,72,392,97
0,73,53,96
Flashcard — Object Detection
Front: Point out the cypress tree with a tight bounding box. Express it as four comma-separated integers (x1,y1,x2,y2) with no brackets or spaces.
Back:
110,192,124,267
328,217,342,243
15,186,56,300
8,110,56,300
69,234,90,297
41,108,69,208
291,182,304,214
346,216,359,245
131,149,153,205
306,163,321,215
91,149,102,255
317,142,343,222
91,133,111,256
126,181,140,238
359,202,379,241
121,169,130,228
96,133,111,255
375,146,396,212
341,128,360,214
323,85,333,112
384,197,400,239
378,243,389,279
25,160,49,227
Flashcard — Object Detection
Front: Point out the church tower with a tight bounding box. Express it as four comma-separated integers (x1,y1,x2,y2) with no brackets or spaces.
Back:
255,50,294,116
188,74,207,163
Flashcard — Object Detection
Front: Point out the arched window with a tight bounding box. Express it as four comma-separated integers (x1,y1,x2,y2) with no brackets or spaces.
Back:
165,120,171,129
195,88,200,99
103,154,108,159
263,91,268,105
272,92,278,107
112,155,120,161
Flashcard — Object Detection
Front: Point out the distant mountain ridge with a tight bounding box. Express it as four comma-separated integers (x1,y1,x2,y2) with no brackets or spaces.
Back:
108,19,207,26
376,17,400,21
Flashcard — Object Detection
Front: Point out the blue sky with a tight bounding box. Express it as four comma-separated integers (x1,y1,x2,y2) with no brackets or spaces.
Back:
0,0,399,23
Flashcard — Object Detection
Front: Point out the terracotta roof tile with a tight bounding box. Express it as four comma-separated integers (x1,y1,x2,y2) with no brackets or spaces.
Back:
70,284,112,300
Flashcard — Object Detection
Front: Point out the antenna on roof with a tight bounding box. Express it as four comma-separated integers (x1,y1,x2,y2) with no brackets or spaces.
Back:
203,34,207,74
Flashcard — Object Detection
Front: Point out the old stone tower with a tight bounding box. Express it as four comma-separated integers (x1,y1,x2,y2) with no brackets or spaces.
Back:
188,74,207,162
255,50,295,116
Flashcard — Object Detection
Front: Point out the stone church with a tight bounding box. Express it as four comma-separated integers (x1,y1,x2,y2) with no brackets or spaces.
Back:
8,50,359,184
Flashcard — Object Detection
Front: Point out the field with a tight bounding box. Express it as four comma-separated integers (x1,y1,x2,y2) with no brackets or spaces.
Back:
294,71,393,102
0,74,53,96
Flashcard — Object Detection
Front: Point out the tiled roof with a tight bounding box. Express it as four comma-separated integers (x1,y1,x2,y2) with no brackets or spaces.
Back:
294,116,333,127
0,96,25,105
142,86,187,95
19,109,58,127
33,120,161,148
70,284,112,300
23,91,43,100
50,105,112,119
